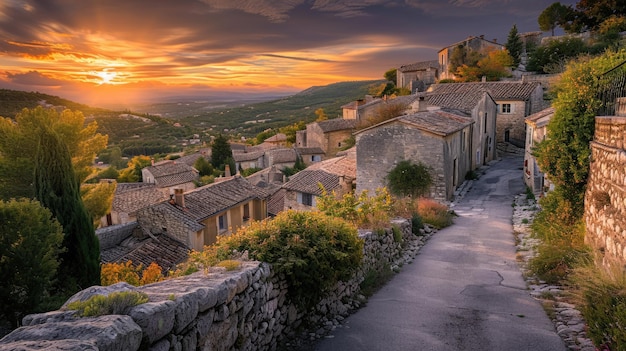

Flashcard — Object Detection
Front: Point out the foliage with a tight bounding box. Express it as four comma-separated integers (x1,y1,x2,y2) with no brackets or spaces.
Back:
411,213,424,235
538,2,571,35
97,147,125,169
278,121,306,145
597,15,626,49
535,50,626,211
561,0,626,33
417,199,454,229
94,166,120,181
359,265,394,297
194,156,214,177
216,260,242,271
449,44,484,74
392,225,403,244
101,261,164,286
241,167,262,177
34,127,100,289
357,100,409,129
314,108,328,122
80,181,116,227
0,198,64,328
455,49,513,82
387,160,432,198
505,25,523,68
216,210,364,310
384,68,397,84
0,106,107,200
195,175,215,187
316,187,393,229
570,266,626,350
211,134,233,169
281,155,307,178
65,291,149,317
117,155,152,182
526,37,594,74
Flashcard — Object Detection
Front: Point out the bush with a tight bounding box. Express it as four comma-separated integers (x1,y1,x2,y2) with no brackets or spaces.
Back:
411,213,424,235
570,267,626,350
392,225,403,244
417,199,454,229
387,161,432,198
101,261,164,286
66,291,149,317
316,187,392,229
218,210,363,310
217,260,241,271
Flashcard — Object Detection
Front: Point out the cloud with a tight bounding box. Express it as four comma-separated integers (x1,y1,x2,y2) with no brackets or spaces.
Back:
5,70,64,87
198,0,304,22
260,54,335,63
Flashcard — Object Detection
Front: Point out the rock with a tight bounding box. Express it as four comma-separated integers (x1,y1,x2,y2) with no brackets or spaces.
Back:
0,339,98,351
128,300,176,345
61,282,137,309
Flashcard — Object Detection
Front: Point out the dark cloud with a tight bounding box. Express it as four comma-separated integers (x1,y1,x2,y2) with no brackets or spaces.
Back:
5,71,64,87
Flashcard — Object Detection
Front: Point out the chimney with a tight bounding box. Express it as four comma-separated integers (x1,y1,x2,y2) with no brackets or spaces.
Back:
481,76,487,82
151,158,154,166
225,164,231,177
493,38,497,43
174,188,185,208
418,95,428,112
480,35,484,39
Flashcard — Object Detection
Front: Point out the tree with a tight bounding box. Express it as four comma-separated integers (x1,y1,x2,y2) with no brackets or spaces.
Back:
505,24,523,68
0,198,64,328
538,2,571,35
387,160,432,198
566,0,626,33
194,156,214,177
384,68,397,84
526,37,591,73
80,181,116,227
455,49,513,82
449,45,484,74
210,134,233,169
117,155,152,182
0,106,107,200
34,127,101,289
279,121,307,144
314,108,328,122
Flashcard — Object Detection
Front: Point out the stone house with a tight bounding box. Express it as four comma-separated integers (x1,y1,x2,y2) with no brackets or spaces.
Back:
100,182,169,228
234,150,265,171
142,160,199,196
295,146,325,166
355,108,473,201
296,118,357,158
524,107,554,195
429,81,544,145
282,149,356,211
136,175,268,250
438,35,504,80
396,60,440,92
340,95,377,120
264,148,298,170
264,133,288,147
424,89,498,169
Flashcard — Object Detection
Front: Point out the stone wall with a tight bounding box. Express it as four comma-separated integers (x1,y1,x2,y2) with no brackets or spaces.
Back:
585,116,626,270
1,219,426,351
96,222,140,250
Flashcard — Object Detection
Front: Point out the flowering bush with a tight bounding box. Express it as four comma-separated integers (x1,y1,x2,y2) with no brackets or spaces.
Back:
316,186,392,229
101,261,164,286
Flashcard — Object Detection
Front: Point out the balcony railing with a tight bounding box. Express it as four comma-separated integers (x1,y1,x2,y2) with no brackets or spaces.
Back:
597,60,626,116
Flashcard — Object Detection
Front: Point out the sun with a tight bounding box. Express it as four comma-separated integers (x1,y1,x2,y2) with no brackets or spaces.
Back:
95,69,117,85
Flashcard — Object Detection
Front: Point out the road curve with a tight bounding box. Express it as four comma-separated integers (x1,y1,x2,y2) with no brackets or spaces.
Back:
313,155,566,351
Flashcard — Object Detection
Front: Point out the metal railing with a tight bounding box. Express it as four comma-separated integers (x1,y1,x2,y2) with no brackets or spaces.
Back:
597,60,626,116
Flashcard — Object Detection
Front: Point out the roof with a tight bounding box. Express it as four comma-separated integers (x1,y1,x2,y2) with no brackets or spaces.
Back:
101,231,189,274
176,153,208,167
355,108,473,137
307,150,356,179
161,175,269,222
144,160,199,188
295,147,325,155
525,107,555,128
397,60,440,73
233,150,265,162
266,148,297,164
265,133,287,143
438,35,504,53
267,188,286,216
316,118,357,133
426,90,493,113
282,169,341,196
112,183,169,215
429,81,541,101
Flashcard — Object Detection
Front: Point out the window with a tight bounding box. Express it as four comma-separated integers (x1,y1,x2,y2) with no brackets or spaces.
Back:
501,104,512,113
311,155,322,162
218,213,228,232
461,131,466,151
484,113,488,133
298,192,314,206
243,203,250,221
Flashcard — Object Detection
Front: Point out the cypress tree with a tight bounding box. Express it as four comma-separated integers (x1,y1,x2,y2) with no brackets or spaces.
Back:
505,24,523,68
211,134,233,169
34,127,100,288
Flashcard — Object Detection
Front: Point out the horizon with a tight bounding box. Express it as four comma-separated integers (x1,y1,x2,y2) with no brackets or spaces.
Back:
0,0,576,108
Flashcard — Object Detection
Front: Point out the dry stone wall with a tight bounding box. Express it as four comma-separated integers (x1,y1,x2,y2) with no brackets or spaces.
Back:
585,116,626,270
0,219,425,351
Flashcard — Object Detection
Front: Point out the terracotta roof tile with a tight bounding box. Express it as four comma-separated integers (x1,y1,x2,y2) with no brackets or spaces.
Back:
398,110,473,136
426,90,492,113
525,107,555,127
316,118,357,133
267,188,286,216
295,147,325,155
282,169,340,196
144,161,199,188
233,150,265,162
266,148,297,164
112,183,169,215
429,81,541,100
307,152,356,179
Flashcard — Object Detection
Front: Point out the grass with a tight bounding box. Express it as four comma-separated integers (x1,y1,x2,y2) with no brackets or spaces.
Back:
417,199,454,229
360,265,395,297
65,291,149,317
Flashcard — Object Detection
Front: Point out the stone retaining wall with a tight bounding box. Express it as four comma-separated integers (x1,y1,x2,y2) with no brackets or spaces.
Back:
585,116,626,270
0,219,426,351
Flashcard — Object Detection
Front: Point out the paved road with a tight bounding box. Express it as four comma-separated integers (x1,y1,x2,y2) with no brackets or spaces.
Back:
314,155,566,351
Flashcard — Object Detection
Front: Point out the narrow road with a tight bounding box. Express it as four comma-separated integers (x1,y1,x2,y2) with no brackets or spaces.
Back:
314,155,566,351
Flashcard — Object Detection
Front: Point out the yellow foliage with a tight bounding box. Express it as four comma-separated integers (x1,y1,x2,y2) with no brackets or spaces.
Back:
101,261,164,286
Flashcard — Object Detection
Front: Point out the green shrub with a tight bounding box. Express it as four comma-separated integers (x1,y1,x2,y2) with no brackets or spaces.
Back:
571,267,626,350
387,161,432,198
220,210,363,310
411,213,424,235
417,199,453,229
317,186,392,230
360,265,394,297
66,291,149,317
465,170,478,180
525,187,535,200
392,225,403,244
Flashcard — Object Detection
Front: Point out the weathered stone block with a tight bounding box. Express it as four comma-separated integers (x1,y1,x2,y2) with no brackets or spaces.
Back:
128,300,175,345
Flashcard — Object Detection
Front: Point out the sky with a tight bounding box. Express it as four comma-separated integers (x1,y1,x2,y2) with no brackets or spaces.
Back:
0,0,578,108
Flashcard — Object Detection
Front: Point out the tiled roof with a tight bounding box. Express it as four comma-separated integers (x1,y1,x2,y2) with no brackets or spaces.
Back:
101,232,189,274
176,153,205,167
397,60,440,73
307,151,356,179
246,142,281,153
246,166,284,186
429,81,541,100
267,188,286,216
282,169,340,196
341,101,360,110
265,133,287,143
295,147,325,155
426,90,493,113
398,110,473,136
167,176,269,221
144,161,199,188
267,148,297,164
525,107,555,127
233,150,265,162
316,118,357,133
113,183,169,215
438,35,504,52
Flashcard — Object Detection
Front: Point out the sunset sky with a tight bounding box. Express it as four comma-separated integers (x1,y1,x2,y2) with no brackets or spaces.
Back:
0,0,577,108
